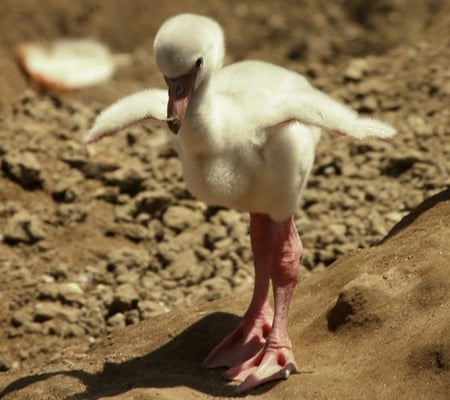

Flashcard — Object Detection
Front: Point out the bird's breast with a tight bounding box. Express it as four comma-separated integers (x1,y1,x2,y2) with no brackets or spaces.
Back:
178,146,254,209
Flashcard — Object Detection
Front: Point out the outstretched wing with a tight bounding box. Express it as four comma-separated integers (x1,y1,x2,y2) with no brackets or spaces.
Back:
223,61,396,140
83,89,168,144
268,85,397,139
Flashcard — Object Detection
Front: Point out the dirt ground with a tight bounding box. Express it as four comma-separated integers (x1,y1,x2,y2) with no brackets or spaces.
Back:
0,0,449,399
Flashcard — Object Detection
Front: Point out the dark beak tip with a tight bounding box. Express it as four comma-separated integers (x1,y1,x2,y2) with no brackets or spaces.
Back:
168,119,181,134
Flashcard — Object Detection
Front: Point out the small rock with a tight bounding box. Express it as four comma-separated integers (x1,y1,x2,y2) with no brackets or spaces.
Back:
115,223,149,242
125,309,140,325
11,311,32,327
58,282,85,305
212,258,234,278
407,114,433,136
146,219,166,242
38,282,84,305
95,284,114,309
114,203,135,223
138,300,169,319
107,247,151,273
359,96,378,112
93,186,120,203
201,276,231,297
0,355,12,372
167,249,199,281
56,204,88,225
107,312,126,328
344,59,370,81
41,274,55,284
134,190,173,216
21,321,42,334
2,151,44,189
211,209,243,228
140,272,160,291
204,224,228,249
162,205,204,231
78,265,107,285
34,302,80,323
65,323,86,338
327,273,386,332
48,263,69,280
52,178,81,203
45,321,85,338
328,223,347,243
116,271,140,285
103,166,147,194
61,153,119,179
3,210,46,244
109,283,139,314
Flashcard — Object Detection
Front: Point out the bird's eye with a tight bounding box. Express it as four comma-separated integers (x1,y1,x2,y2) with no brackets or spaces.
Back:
195,57,203,69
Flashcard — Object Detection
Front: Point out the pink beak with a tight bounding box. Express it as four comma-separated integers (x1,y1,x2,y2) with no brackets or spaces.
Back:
165,70,197,134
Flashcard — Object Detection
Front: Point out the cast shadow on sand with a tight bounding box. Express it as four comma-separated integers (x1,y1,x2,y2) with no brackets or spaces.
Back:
0,312,284,399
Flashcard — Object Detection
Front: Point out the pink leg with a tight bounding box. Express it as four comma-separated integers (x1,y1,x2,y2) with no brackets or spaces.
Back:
204,213,302,393
227,214,301,392
202,214,275,369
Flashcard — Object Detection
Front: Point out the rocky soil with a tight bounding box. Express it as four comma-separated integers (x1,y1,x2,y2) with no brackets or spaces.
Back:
0,0,449,398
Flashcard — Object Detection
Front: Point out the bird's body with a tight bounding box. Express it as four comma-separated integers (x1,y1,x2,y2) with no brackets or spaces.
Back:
177,60,321,220
84,13,396,393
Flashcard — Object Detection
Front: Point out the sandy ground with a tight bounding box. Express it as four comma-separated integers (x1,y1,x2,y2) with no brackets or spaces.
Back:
0,0,449,398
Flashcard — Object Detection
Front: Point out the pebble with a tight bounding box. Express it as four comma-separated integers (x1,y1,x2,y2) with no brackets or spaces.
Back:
45,321,85,338
11,311,32,327
56,204,88,225
49,263,70,280
328,223,347,243
110,283,139,313
52,177,81,203
0,355,12,372
114,223,149,242
34,302,80,323
344,58,370,81
359,96,378,112
138,300,169,319
407,114,433,136
107,312,126,328
61,153,118,179
1,151,44,188
162,205,205,231
103,166,147,194
107,247,152,272
134,190,173,216
166,249,201,281
116,270,140,285
93,186,120,203
38,282,84,302
327,273,386,331
3,210,46,244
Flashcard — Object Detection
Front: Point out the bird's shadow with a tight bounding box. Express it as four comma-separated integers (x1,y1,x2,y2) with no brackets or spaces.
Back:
0,312,282,399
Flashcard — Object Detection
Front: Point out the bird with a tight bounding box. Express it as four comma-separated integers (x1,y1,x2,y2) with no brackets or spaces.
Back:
84,13,396,393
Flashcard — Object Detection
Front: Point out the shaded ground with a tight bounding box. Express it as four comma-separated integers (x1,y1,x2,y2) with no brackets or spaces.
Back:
0,0,449,398
2,190,449,399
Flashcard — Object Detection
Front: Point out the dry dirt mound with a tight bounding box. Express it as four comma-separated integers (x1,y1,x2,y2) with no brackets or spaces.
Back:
0,0,449,398
1,189,449,399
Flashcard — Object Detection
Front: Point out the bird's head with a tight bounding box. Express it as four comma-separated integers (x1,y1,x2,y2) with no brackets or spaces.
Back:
154,14,225,134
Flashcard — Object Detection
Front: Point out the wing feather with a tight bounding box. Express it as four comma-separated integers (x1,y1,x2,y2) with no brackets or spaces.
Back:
263,86,397,139
83,89,168,144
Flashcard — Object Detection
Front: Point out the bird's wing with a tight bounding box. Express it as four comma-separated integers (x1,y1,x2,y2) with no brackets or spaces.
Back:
259,84,397,139
83,89,168,144
222,61,396,140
